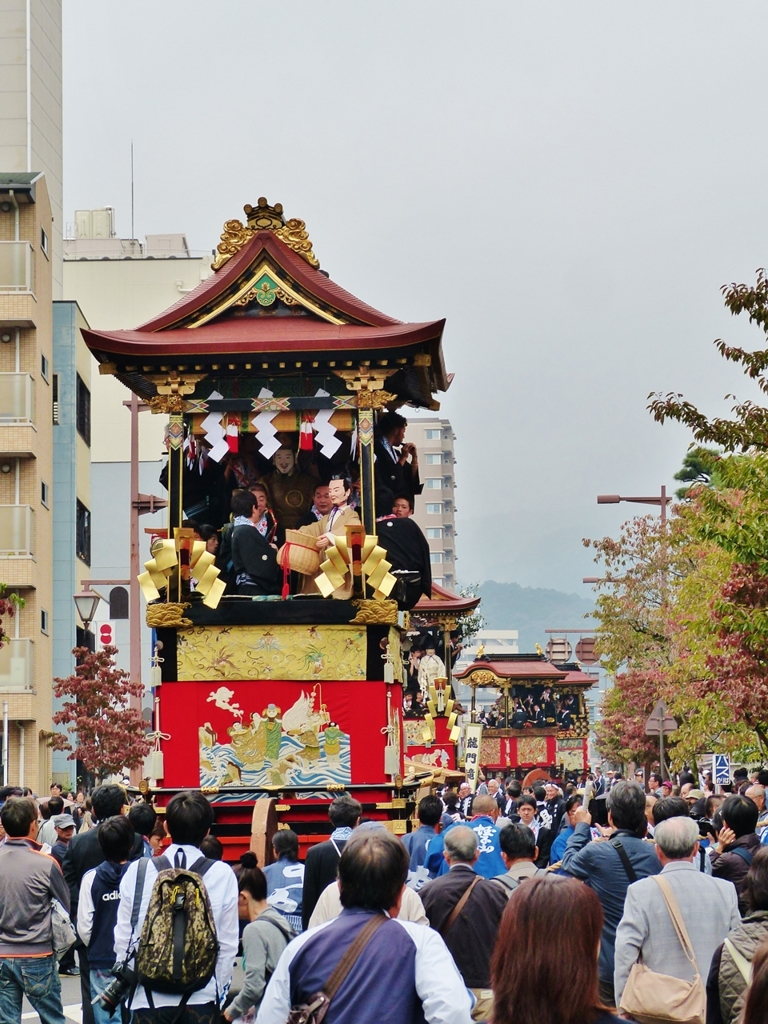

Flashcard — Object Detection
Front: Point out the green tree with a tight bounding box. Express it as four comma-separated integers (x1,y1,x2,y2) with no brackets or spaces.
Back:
649,268,768,450
673,446,722,499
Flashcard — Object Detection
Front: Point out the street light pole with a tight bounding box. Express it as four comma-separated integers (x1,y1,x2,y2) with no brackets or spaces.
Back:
597,485,672,526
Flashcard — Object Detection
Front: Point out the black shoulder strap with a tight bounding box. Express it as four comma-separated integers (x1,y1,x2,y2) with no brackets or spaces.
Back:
610,837,638,884
492,873,519,893
130,858,151,935
189,855,216,878
153,854,172,874
730,846,754,867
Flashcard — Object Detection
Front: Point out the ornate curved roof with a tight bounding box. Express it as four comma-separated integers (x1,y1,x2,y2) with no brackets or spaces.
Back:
82,198,449,410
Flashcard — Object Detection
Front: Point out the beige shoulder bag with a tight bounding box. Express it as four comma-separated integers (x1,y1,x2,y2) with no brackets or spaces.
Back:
619,874,706,1024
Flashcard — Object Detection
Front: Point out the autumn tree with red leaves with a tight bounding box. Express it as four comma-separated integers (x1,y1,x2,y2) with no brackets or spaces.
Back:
50,645,150,780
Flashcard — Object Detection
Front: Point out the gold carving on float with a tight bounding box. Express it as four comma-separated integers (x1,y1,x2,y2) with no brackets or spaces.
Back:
147,394,186,414
211,219,254,270
467,669,500,687
176,624,367,682
145,371,207,414
145,603,192,629
212,198,320,271
274,219,319,268
244,198,285,231
275,287,299,306
356,390,397,410
349,599,399,625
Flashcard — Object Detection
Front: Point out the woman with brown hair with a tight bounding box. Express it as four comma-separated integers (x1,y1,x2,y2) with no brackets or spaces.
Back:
741,938,768,1024
491,876,622,1024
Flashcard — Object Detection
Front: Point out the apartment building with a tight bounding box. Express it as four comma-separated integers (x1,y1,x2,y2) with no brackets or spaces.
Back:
406,417,457,588
0,172,54,789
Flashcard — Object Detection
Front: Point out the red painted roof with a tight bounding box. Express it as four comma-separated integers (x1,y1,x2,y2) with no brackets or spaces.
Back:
454,658,568,682
412,582,481,616
82,317,445,359
138,230,401,331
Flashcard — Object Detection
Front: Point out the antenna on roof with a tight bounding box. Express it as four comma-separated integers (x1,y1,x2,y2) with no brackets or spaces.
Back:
130,140,135,241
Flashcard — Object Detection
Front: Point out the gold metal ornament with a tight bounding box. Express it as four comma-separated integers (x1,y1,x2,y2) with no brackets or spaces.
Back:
349,599,399,625
274,219,319,268
212,200,320,271
356,389,397,410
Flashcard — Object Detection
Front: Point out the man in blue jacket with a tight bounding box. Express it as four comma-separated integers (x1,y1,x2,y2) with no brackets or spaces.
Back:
424,795,506,879
561,779,660,1008
402,795,442,891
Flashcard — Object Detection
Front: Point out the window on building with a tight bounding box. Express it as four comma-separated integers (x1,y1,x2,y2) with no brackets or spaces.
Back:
41,480,49,508
430,552,443,564
41,609,49,634
442,476,453,488
52,374,59,424
426,527,443,539
40,227,49,257
425,453,443,465
433,577,444,586
426,478,442,490
109,586,129,619
41,354,49,382
426,503,442,514
76,375,91,445
76,499,91,564
425,429,441,440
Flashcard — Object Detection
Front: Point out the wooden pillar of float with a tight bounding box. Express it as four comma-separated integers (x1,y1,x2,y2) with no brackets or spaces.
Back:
250,798,279,867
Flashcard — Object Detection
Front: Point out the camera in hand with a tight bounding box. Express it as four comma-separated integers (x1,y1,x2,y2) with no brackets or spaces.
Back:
94,961,136,1012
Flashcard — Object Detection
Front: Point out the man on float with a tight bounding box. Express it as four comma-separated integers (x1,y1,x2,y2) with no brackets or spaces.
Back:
287,474,361,598
374,411,422,502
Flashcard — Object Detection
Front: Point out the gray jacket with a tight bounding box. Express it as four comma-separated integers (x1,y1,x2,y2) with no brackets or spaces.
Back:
614,860,740,1006
0,838,71,955
228,909,294,1018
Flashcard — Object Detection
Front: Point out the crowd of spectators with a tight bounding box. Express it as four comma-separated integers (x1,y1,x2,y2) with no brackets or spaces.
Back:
2,767,768,1024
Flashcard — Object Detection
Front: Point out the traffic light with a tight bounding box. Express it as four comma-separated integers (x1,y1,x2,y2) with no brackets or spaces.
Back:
97,621,115,649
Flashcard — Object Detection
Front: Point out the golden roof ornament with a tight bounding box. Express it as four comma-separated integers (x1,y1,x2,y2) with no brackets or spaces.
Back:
212,196,320,271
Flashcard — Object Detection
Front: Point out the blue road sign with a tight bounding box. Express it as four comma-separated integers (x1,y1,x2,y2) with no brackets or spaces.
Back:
713,754,731,786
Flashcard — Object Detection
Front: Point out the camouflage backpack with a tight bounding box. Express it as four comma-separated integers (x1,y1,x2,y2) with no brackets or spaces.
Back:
133,855,219,997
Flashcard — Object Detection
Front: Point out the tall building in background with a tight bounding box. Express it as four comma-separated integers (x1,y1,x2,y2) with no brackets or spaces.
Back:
63,213,212,686
51,299,91,787
0,0,63,297
406,417,457,588
0,173,55,789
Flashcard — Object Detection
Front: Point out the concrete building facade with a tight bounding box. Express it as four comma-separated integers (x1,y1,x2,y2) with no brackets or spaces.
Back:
406,417,458,588
0,172,54,789
51,298,91,787
0,0,63,297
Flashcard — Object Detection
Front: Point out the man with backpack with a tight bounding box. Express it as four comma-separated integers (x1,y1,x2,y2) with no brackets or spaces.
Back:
113,790,239,1024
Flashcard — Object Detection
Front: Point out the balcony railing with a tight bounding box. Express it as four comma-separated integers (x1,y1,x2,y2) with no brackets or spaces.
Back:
0,241,33,292
0,374,35,424
0,638,34,690
0,505,34,556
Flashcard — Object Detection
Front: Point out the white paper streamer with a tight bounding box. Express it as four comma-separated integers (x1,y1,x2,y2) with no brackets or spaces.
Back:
201,391,228,462
252,387,282,459
313,388,342,457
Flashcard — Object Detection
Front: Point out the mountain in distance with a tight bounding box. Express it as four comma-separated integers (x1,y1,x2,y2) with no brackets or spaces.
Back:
475,580,595,654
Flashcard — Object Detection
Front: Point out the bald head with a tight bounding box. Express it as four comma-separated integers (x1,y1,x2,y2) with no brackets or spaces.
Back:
746,785,766,812
471,794,497,818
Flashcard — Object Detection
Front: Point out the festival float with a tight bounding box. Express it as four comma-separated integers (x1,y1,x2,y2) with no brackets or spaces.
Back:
81,196,468,860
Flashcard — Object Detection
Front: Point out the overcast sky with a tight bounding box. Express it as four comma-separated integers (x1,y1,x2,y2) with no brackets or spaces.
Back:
62,2,768,595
